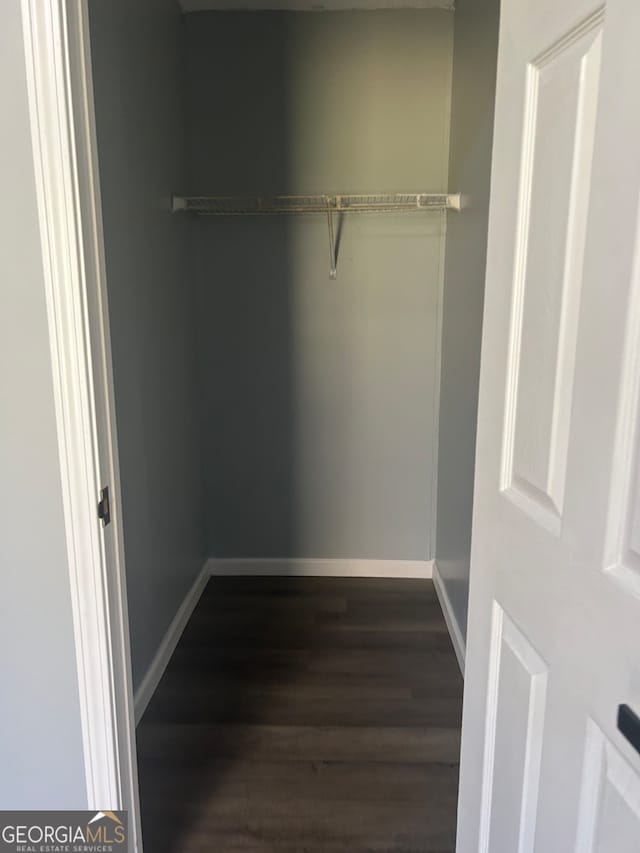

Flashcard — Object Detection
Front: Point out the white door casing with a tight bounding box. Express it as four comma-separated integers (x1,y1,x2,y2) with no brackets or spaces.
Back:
21,0,142,847
458,0,640,850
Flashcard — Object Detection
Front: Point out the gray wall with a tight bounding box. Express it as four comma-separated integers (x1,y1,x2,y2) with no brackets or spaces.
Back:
88,0,206,690
436,0,499,640
0,0,87,808
186,10,453,559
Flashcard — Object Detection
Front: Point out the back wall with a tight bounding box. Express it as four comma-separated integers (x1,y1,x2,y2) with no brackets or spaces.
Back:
185,10,453,559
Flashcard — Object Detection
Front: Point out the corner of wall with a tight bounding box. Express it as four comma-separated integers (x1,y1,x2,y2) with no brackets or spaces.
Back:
433,560,466,675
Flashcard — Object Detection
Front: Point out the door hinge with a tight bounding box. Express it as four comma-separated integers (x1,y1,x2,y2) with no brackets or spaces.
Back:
98,485,111,527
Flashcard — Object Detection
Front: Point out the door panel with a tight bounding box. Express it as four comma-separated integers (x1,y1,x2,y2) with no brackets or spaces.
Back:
576,721,640,852
458,0,640,850
480,606,549,853
603,245,640,592
503,11,603,535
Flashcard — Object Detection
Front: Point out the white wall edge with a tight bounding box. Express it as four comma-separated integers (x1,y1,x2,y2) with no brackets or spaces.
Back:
207,557,433,578
432,560,466,675
134,561,212,725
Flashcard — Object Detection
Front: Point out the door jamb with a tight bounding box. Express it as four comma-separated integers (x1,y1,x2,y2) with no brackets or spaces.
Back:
20,0,142,847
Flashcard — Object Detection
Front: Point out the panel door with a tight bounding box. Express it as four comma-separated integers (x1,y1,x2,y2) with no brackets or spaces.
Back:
458,0,640,850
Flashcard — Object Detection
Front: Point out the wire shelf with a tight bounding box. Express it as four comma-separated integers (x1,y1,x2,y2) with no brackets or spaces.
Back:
172,192,461,215
172,192,462,278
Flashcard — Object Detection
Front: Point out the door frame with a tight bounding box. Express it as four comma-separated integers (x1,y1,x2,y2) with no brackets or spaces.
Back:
20,0,142,847
17,0,477,850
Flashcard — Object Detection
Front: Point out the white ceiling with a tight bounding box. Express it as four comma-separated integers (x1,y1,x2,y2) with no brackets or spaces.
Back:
179,0,453,12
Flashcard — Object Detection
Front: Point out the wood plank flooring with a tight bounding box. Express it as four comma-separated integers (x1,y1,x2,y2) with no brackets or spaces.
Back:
136,576,463,852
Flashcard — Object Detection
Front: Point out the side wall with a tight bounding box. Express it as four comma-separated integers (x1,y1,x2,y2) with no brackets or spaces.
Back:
0,0,87,808
435,0,500,643
186,10,453,560
88,0,206,690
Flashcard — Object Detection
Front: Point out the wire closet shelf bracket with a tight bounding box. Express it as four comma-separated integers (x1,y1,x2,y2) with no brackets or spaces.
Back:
172,192,462,279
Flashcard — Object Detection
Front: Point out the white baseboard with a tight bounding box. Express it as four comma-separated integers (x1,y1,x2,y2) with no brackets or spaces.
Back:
206,557,433,579
432,560,466,676
133,560,211,725
134,556,434,724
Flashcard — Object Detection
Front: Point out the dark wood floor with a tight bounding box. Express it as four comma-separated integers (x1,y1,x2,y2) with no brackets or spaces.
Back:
137,576,463,852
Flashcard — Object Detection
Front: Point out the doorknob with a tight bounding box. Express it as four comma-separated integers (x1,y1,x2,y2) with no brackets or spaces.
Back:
617,705,640,755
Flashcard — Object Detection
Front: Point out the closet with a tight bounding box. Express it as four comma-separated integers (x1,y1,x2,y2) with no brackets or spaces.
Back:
87,0,498,848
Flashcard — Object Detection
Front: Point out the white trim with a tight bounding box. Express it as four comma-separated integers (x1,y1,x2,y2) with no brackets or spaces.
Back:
133,557,433,724
21,0,141,845
21,0,117,802
477,601,503,853
179,1,455,11
432,561,466,674
134,562,211,724
207,557,433,578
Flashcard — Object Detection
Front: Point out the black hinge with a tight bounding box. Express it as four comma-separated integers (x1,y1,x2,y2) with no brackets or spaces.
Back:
98,485,111,527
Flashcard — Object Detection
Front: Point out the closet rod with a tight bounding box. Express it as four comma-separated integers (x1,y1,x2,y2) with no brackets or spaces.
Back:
172,192,462,278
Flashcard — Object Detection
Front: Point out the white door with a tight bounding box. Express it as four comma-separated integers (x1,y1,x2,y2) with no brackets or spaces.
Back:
458,0,640,850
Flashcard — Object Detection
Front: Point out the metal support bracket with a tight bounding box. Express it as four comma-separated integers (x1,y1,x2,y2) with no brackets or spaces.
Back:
326,197,337,279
